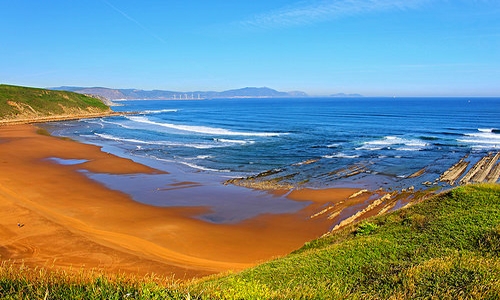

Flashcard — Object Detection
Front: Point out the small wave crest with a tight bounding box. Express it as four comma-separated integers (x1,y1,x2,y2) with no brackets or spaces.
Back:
142,109,178,114
458,129,500,149
95,133,154,144
327,143,341,148
214,138,255,145
357,136,429,151
95,133,217,149
478,128,500,134
126,116,282,137
179,161,231,173
196,155,213,159
323,153,360,159
100,119,137,130
143,155,231,172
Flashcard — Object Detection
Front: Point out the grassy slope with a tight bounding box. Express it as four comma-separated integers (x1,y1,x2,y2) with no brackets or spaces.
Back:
1,184,499,299
193,184,500,299
0,84,109,120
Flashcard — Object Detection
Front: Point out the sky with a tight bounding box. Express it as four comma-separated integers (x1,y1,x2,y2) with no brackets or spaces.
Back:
1,0,499,96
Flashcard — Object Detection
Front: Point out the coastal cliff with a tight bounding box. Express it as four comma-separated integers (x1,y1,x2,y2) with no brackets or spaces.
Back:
0,84,116,125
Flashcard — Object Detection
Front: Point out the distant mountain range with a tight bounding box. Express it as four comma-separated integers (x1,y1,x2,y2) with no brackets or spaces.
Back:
50,86,311,100
330,93,364,97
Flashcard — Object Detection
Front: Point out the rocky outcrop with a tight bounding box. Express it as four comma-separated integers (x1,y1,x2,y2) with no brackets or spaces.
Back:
438,152,500,185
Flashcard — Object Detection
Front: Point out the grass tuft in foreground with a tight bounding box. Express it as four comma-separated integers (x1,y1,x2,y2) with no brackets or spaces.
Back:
0,262,189,300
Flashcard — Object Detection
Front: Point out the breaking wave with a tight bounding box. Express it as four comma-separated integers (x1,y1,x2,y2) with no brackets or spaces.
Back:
95,133,219,149
458,129,500,149
126,116,282,137
357,136,429,151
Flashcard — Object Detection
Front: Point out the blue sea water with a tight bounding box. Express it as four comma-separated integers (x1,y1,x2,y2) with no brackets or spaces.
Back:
43,97,500,221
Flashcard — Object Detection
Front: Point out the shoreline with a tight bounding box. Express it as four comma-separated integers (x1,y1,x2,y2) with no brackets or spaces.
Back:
2,120,488,280
0,124,363,279
0,111,124,126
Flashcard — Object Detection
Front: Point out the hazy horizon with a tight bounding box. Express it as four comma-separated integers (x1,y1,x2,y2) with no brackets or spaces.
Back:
44,85,500,98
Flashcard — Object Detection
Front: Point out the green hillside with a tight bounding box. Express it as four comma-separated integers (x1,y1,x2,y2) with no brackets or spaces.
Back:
0,84,111,122
1,184,499,299
193,184,500,299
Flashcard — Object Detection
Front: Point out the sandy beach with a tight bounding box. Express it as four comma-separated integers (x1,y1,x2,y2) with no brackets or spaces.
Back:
0,124,362,279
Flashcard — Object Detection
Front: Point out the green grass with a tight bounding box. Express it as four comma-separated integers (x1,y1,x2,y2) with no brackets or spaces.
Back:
0,84,109,120
192,184,500,299
1,184,499,299
0,262,187,300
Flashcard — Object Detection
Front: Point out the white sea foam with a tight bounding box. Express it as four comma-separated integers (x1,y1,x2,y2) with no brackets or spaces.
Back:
100,119,137,130
468,144,500,150
397,146,424,151
95,133,154,144
478,128,497,133
95,133,217,149
142,109,178,114
463,132,500,142
179,161,231,173
139,155,228,172
323,153,360,159
83,119,105,128
357,136,428,151
458,129,500,149
214,138,255,145
126,116,282,137
196,155,213,159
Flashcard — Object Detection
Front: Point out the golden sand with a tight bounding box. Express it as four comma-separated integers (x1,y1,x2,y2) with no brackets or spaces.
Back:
0,125,359,279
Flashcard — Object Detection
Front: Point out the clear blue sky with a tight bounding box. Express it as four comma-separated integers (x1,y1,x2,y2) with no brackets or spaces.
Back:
1,0,499,96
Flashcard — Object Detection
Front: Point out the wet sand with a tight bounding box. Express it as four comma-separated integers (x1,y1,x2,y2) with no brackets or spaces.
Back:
0,124,359,279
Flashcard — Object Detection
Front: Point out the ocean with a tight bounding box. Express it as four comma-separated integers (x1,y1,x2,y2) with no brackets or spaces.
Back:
43,97,500,222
